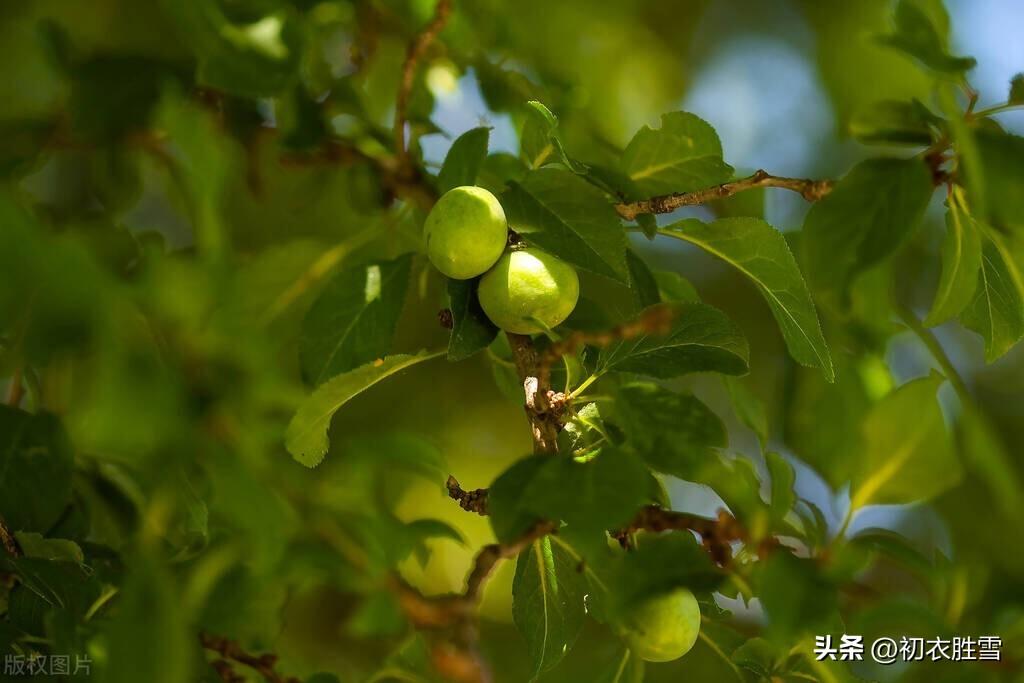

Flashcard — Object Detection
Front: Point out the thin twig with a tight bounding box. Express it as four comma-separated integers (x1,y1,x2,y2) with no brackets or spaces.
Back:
506,333,562,453
0,516,21,557
614,170,834,221
394,0,453,174
199,633,301,683
894,302,971,402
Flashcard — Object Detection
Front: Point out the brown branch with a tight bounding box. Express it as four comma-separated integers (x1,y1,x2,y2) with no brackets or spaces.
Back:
446,476,488,515
391,519,556,683
199,633,300,683
506,333,562,453
614,169,834,221
536,304,676,390
394,0,453,174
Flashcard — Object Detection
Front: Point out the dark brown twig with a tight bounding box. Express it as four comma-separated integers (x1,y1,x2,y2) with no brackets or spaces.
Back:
506,333,562,453
394,0,453,174
199,633,300,683
446,476,488,515
614,170,834,221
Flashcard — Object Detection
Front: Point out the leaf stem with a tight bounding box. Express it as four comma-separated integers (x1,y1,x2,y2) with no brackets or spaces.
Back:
567,371,603,400
893,301,970,403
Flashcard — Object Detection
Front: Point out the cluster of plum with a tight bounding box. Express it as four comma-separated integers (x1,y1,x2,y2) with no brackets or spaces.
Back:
423,187,702,663
424,186,579,334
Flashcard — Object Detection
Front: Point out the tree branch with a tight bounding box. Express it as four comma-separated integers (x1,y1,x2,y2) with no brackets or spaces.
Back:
394,0,453,175
446,476,488,515
0,516,21,558
199,633,300,683
614,170,834,221
506,333,562,454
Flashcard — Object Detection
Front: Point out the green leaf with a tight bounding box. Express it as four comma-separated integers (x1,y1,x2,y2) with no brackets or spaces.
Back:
960,231,1024,362
661,217,834,381
489,455,549,544
438,127,490,193
1010,74,1024,105
970,129,1024,234
878,0,976,73
12,533,84,563
523,446,649,534
759,553,838,639
299,255,412,385
850,373,961,509
611,382,726,480
512,537,586,678
765,452,796,527
802,157,933,306
285,351,443,467
504,168,629,282
0,407,73,533
653,271,700,303
726,377,769,450
102,552,191,683
620,112,733,198
924,206,982,326
597,303,749,378
447,277,498,361
609,532,722,614
625,250,660,311
520,101,585,172
849,99,939,146
957,406,1023,521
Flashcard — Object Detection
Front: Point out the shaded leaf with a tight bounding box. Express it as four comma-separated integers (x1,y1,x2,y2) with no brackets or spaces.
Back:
447,277,499,361
877,0,976,73
849,99,940,146
765,452,796,527
438,127,490,193
504,168,629,282
662,217,833,380
802,157,933,306
285,351,443,467
726,377,769,449
0,407,73,534
300,255,412,385
924,206,981,326
513,537,586,678
597,303,749,378
851,373,960,508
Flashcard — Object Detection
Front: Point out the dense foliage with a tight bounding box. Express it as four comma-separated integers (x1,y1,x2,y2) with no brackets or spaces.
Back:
2,0,1024,682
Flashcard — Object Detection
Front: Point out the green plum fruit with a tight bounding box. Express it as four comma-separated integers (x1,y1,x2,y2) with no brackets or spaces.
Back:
616,587,701,663
477,248,580,334
424,186,508,279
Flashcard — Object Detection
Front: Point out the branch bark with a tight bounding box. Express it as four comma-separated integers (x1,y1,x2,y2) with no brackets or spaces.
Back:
0,516,21,558
614,169,834,221
199,633,300,683
506,333,562,454
394,0,453,175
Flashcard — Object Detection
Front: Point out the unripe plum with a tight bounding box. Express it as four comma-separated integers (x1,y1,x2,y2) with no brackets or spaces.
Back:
477,248,579,334
616,587,701,663
424,186,508,280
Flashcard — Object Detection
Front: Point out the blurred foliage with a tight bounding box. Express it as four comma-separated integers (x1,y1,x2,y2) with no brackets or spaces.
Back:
1,0,1024,682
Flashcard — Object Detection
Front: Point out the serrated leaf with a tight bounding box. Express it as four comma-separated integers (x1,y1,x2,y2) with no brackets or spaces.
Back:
503,168,628,282
620,112,733,198
489,455,549,544
611,382,726,480
520,101,585,173
850,373,961,509
661,217,834,381
0,407,73,534
970,129,1024,234
437,127,490,193
877,0,976,73
512,537,586,678
802,157,933,306
597,303,749,378
299,255,412,385
653,271,700,303
13,533,84,563
960,232,1024,361
924,206,982,326
447,278,498,361
522,446,649,534
285,351,443,467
